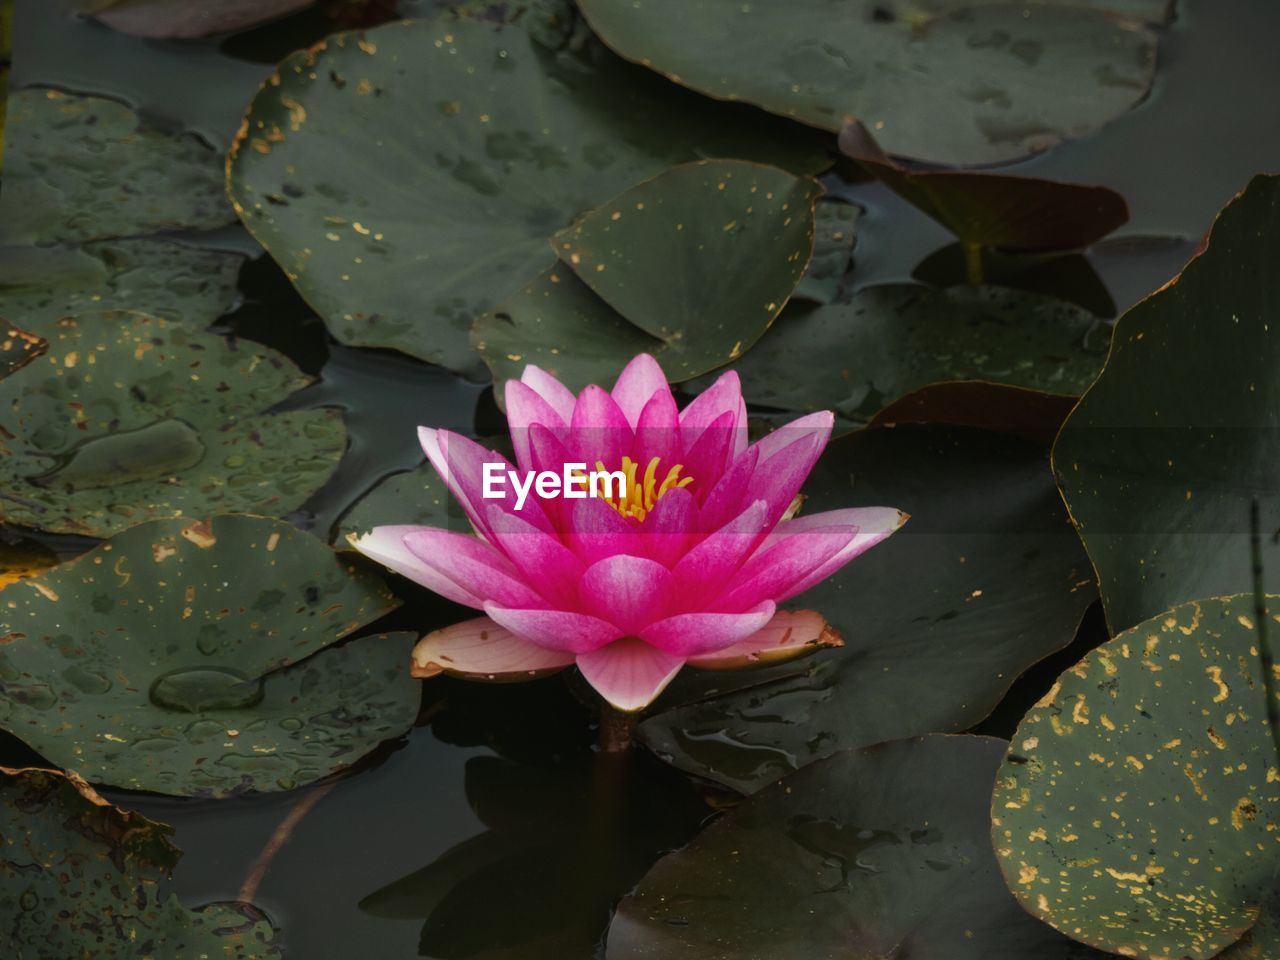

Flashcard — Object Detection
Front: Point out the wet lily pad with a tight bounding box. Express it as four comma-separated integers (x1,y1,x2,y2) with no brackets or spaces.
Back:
552,159,820,351
869,381,1078,446
335,461,467,545
227,17,830,374
992,595,1280,960
0,324,45,381
0,239,243,336
609,735,1108,959
840,121,1129,250
84,0,313,38
0,89,232,246
0,516,414,797
641,423,1098,793
710,284,1109,422
577,0,1159,165
0,310,346,537
1,766,281,957
794,198,860,303
1053,174,1280,632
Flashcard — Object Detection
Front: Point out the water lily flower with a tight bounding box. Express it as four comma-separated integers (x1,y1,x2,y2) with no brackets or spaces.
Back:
353,355,905,712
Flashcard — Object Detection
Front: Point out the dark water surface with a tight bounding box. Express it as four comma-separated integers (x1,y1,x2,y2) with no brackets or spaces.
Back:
7,1,1280,957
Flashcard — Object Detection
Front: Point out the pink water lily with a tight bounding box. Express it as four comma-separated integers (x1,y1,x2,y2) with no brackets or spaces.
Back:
353,355,905,712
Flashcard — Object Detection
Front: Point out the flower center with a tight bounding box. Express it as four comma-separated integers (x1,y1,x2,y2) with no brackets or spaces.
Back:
595,456,693,522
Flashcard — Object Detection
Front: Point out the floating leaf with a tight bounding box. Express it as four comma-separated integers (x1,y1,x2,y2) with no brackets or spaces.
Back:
335,461,466,545
0,516,414,797
794,199,860,303
992,595,1280,959
710,285,1108,422
641,424,1097,793
0,766,281,957
840,121,1128,250
0,310,346,537
609,735,1107,959
0,90,231,246
227,18,829,373
85,0,313,38
0,535,59,590
552,159,820,351
577,0,1159,165
0,239,242,336
869,381,1078,446
1221,888,1280,960
1053,174,1280,632
0,324,45,381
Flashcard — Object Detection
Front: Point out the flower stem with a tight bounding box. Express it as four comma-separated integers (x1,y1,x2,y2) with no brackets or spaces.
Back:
963,242,985,285
597,700,638,753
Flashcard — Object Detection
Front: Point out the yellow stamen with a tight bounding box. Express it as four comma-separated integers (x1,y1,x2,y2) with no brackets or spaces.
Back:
596,455,693,521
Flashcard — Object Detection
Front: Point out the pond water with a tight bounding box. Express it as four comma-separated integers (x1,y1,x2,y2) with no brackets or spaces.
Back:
6,1,1280,957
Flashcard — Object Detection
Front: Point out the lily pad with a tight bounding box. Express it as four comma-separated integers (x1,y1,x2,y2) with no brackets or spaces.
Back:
0,535,59,590
84,0,313,38
711,284,1109,422
608,735,1108,959
0,239,243,336
335,461,467,545
992,595,1280,960
0,89,232,246
840,121,1129,250
0,310,346,537
869,381,1078,446
0,516,415,797
226,17,830,374
0,324,45,381
577,0,1159,165
552,159,820,349
1053,174,1280,632
1,766,281,957
641,423,1098,793
794,199,860,303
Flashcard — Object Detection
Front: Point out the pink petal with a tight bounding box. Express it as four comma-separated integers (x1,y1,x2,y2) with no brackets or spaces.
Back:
639,600,776,656
714,507,907,611
419,427,552,538
687,609,841,670
575,638,684,712
611,353,669,428
563,495,638,565
579,554,674,634
403,529,548,609
745,431,828,525
679,368,745,449
484,602,621,654
485,505,585,608
698,445,760,528
571,384,633,469
349,526,484,608
411,616,574,679
636,486,697,567
670,499,769,598
520,364,577,423
751,410,834,463
633,388,681,468
680,409,738,497
504,379,568,472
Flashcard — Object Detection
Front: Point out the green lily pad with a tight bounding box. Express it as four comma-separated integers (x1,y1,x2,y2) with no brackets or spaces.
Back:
992,595,1280,960
609,735,1109,959
709,284,1109,422
794,198,860,303
84,0,313,38
840,121,1129,250
641,423,1098,793
577,0,1159,165
1221,888,1280,960
335,461,467,545
0,239,242,336
0,324,45,381
1053,174,1280,633
1,766,281,957
552,159,820,349
0,310,346,537
226,17,830,374
0,515,416,797
0,90,232,246
869,381,1078,446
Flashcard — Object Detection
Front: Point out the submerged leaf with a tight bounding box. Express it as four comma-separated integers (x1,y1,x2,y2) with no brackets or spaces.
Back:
0,516,415,797
87,0,313,39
